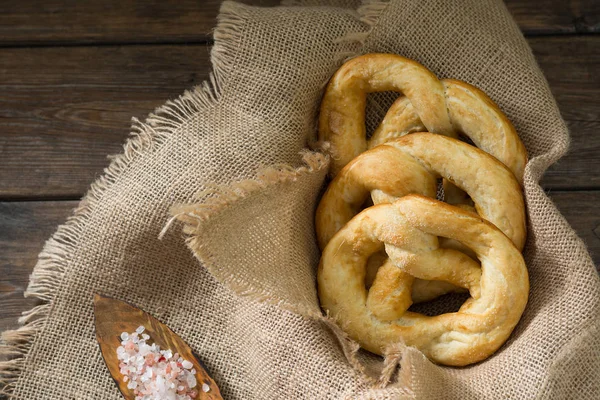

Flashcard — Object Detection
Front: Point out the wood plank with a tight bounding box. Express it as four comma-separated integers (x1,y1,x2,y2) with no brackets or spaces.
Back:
542,120,600,189
0,0,280,46
0,36,597,198
533,36,600,189
505,0,599,34
530,36,599,123
548,191,600,268
0,200,77,332
0,1,596,47
0,45,212,198
0,193,597,333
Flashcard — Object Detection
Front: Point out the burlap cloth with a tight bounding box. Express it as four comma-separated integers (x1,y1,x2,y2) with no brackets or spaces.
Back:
2,0,599,398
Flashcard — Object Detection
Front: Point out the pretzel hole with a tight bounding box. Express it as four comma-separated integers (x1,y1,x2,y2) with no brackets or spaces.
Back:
408,292,470,316
361,196,374,210
365,251,386,289
436,178,445,201
458,133,476,147
365,92,401,137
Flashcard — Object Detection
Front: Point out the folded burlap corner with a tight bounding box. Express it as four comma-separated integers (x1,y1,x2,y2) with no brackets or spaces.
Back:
1,0,599,399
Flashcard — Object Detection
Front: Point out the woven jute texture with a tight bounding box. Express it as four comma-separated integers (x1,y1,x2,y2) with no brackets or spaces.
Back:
2,1,599,399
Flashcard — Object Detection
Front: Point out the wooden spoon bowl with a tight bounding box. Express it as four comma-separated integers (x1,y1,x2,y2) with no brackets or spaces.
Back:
94,294,222,400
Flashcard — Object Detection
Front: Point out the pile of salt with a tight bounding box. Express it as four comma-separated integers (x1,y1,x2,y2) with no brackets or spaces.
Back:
117,326,203,400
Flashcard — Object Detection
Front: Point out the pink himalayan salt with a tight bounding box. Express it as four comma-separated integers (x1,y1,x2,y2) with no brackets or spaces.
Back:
116,326,198,400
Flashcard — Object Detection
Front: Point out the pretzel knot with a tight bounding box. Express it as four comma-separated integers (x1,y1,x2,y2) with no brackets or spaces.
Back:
317,195,529,366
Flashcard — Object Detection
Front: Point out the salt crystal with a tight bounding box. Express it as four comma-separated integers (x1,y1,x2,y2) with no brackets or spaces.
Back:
156,375,165,392
116,328,200,400
187,374,197,388
136,325,145,334
202,383,210,392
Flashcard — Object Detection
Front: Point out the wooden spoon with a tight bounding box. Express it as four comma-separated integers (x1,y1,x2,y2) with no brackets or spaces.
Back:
94,294,222,399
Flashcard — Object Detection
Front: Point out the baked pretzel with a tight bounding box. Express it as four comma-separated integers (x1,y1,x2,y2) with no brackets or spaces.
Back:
318,53,527,302
316,133,526,302
318,195,529,366
319,53,527,182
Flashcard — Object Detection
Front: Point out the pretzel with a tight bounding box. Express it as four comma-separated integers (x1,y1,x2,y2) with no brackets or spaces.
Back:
319,53,527,181
317,195,529,366
317,53,527,301
315,132,526,302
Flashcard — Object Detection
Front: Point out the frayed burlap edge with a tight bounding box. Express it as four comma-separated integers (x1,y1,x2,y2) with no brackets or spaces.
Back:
168,147,418,389
0,2,259,396
162,0,395,388
333,0,390,61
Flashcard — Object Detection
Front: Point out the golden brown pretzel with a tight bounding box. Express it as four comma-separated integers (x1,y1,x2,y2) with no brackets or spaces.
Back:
318,54,527,182
318,195,529,366
317,53,527,302
315,133,526,302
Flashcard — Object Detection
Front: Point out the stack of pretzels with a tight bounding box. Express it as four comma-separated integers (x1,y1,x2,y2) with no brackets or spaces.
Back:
316,54,529,366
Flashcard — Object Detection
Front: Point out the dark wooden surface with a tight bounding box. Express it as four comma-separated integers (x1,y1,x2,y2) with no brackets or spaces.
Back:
0,0,281,46
0,1,598,337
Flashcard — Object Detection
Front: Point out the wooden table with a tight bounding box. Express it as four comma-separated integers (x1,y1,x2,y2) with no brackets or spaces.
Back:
0,0,598,336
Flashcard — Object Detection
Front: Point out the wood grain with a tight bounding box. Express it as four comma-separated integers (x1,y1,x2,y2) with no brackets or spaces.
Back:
505,0,599,34
0,45,212,198
0,0,596,46
0,37,597,198
0,200,77,332
542,120,600,189
533,36,600,189
549,191,600,267
530,36,599,123
0,0,280,46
